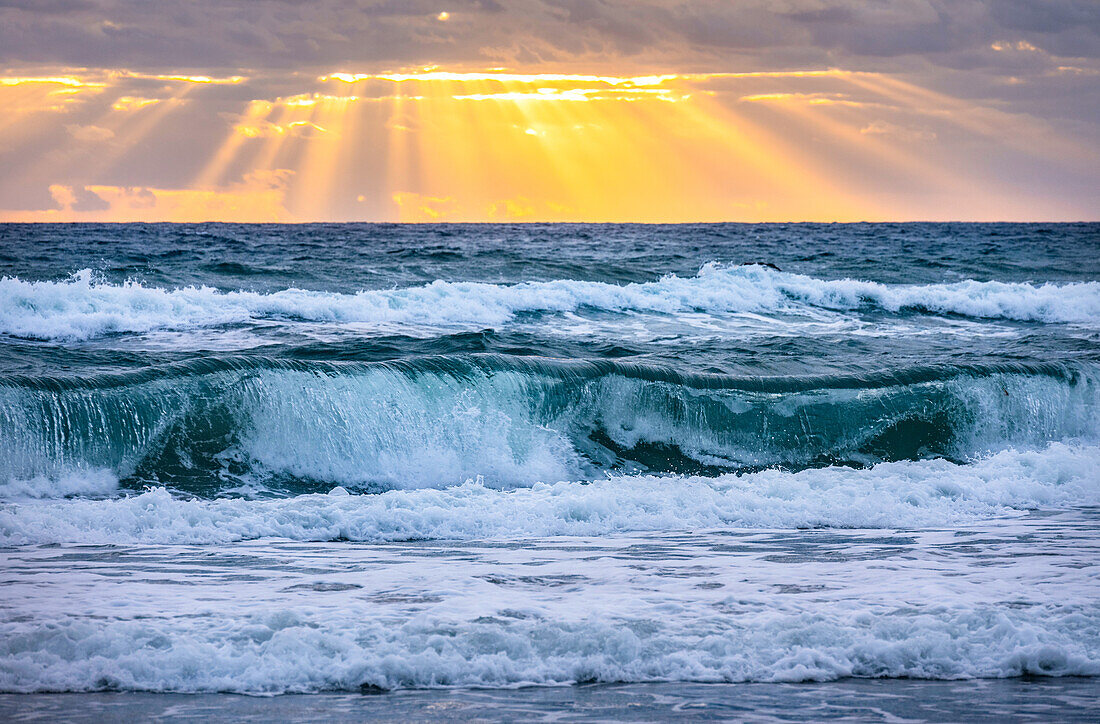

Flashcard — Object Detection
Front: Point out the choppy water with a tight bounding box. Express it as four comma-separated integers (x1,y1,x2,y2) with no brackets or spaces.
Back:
0,223,1098,709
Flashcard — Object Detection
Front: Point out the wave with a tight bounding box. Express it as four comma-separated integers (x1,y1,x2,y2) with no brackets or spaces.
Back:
1,358,1096,497
3,265,1099,341
2,592,1097,693
1,442,1098,545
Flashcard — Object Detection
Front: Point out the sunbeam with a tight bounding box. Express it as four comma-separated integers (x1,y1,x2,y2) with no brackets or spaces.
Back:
1,64,1094,222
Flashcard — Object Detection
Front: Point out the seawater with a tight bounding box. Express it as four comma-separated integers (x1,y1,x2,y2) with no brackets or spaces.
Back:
0,223,1098,712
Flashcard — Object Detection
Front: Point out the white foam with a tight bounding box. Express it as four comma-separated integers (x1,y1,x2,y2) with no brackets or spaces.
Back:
2,600,1095,693
1,510,1098,693
0,468,118,499
2,442,1097,545
235,369,583,490
3,266,1098,341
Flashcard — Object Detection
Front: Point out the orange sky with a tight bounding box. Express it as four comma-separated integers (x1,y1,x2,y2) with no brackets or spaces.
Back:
0,3,1097,222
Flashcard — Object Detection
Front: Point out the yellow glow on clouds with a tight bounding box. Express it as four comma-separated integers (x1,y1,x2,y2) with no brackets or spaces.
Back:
321,70,681,86
113,71,246,84
0,65,1094,222
4,171,294,223
0,76,105,88
111,96,163,112
320,69,846,86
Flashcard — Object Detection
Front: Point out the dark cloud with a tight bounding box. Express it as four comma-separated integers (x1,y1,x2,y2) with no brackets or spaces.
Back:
0,0,1095,73
0,1,1097,148
0,0,95,12
69,187,110,212
785,1,1100,60
990,0,1100,34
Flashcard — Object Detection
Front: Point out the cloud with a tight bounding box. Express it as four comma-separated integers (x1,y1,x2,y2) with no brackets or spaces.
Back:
860,120,936,142
0,2,1096,221
738,91,869,107
65,123,114,142
0,1,1093,72
0,74,106,118
991,40,1042,53
233,119,331,139
487,196,572,220
47,183,109,211
392,191,459,221
0,0,95,12
111,95,161,111
2,170,295,222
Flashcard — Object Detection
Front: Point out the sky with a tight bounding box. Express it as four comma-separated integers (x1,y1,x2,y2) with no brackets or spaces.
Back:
0,0,1097,222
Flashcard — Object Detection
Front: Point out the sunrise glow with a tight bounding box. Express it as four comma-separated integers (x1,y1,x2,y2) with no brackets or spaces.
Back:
0,5,1096,222
2,5,1100,713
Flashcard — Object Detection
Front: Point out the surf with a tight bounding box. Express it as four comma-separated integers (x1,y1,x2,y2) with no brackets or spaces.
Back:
3,264,1100,341
1,356,1096,497
2,441,1098,545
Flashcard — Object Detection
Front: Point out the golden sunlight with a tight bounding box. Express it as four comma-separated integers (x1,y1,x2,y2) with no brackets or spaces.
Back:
1,66,1090,222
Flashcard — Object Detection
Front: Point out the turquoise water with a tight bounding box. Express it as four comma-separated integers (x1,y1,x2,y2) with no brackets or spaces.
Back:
0,223,1098,708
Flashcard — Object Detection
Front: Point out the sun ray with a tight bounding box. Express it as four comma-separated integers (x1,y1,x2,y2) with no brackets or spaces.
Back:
0,75,107,135
291,84,360,218
86,84,196,177
845,73,1094,164
365,72,885,221
8,65,1089,222
194,99,276,189
383,85,416,215
735,91,960,206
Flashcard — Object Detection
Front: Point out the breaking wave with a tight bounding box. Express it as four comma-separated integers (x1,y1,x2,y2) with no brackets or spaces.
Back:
1,357,1096,497
2,442,1098,545
3,265,1100,341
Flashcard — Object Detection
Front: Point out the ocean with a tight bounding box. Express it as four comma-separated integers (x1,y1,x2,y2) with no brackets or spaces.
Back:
1,222,1098,720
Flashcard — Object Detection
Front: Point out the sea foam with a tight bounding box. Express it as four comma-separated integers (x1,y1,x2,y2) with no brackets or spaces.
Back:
3,600,1096,693
2,442,1097,545
3,265,1099,341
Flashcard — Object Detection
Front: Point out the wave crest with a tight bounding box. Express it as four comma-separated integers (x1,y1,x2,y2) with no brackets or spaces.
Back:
2,443,1098,545
2,358,1096,496
3,265,1099,341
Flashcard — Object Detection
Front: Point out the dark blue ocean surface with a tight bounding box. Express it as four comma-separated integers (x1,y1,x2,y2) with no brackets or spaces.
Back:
0,223,1098,698
2,223,1097,379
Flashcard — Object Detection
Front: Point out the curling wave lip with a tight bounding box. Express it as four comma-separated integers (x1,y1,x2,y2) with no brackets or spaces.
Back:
1,357,1096,496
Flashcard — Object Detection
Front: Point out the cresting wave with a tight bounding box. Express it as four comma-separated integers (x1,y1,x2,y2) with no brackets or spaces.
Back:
1,357,1097,496
3,265,1100,340
2,442,1098,545
3,226,1099,700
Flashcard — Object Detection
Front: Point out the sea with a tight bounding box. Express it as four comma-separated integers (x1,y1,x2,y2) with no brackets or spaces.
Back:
0,222,1098,721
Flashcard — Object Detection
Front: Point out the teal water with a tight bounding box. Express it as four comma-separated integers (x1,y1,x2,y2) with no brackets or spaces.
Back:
0,223,1098,703
2,222,1098,496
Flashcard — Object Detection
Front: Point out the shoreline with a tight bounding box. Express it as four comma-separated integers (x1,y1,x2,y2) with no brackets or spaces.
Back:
4,679,1100,722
